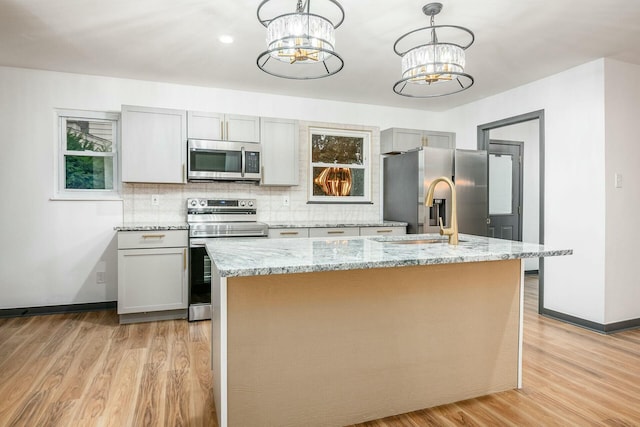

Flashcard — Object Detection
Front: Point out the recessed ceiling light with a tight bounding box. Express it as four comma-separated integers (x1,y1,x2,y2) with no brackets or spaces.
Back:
219,35,234,44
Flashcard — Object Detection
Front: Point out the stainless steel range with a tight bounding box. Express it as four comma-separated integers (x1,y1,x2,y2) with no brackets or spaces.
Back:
187,198,268,321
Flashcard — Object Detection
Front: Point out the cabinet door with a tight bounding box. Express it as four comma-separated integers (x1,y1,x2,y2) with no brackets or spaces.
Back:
261,118,299,186
308,227,360,238
187,111,224,140
423,131,456,149
122,105,186,183
359,226,406,236
393,129,425,152
225,114,261,143
268,228,309,238
117,247,188,314
381,128,423,153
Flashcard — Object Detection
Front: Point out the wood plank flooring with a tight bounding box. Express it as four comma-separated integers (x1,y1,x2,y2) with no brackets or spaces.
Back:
1,276,639,426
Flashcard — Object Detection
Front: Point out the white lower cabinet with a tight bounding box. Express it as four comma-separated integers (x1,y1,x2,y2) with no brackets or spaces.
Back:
269,226,406,238
268,228,309,238
117,230,188,323
358,226,406,236
309,227,360,238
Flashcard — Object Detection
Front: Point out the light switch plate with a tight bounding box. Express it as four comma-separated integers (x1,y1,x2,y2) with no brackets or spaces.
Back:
614,173,623,189
151,194,160,205
283,195,290,207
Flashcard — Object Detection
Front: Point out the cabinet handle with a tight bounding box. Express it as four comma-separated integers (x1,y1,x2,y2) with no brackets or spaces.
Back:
220,122,224,139
280,231,299,236
327,230,345,234
226,122,229,139
141,234,165,239
183,249,187,271
376,229,393,233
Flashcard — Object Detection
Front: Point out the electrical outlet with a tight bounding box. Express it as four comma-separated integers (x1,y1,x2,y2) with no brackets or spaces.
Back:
151,194,160,206
283,195,290,207
96,271,106,284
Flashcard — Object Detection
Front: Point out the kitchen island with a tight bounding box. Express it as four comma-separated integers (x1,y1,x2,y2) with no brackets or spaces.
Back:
206,234,571,427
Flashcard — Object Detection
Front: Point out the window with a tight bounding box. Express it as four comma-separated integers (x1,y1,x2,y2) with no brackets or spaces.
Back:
56,109,120,199
309,127,371,203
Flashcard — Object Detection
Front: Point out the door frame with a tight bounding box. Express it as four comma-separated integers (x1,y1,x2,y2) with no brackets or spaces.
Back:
477,110,545,313
489,139,524,242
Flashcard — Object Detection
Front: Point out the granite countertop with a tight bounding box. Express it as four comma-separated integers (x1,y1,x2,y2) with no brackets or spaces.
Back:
114,222,189,231
266,221,408,229
206,233,572,278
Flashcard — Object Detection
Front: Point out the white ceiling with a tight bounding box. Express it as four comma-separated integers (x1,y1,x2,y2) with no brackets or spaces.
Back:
1,0,639,112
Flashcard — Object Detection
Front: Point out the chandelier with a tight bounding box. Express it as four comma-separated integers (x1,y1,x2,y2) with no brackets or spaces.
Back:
393,3,474,98
256,0,345,80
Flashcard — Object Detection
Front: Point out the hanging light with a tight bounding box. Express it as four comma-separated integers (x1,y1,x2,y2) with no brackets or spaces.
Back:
393,3,474,98
314,167,352,196
256,0,345,79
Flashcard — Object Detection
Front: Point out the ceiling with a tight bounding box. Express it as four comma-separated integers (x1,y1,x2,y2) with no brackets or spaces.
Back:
1,0,639,112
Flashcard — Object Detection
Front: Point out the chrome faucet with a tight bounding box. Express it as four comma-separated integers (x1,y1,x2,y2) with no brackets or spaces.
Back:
425,176,459,245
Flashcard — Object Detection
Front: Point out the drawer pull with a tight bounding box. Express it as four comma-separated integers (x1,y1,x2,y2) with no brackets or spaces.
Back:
141,234,165,239
327,230,345,234
376,229,393,233
280,231,299,236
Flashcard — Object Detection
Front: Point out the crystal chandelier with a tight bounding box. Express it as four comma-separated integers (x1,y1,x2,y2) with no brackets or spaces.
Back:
257,0,344,79
393,3,474,98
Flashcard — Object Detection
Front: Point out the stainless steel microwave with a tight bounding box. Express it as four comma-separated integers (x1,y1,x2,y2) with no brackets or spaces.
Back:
187,139,261,182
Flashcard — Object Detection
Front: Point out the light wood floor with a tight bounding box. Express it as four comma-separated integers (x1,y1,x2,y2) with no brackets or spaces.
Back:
1,276,639,426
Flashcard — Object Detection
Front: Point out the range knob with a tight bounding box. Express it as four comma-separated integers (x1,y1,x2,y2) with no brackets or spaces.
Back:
248,201,254,207
199,200,206,207
239,200,246,207
190,200,197,207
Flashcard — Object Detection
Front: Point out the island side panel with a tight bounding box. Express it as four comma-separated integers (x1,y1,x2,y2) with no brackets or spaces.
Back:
226,259,521,427
211,266,227,427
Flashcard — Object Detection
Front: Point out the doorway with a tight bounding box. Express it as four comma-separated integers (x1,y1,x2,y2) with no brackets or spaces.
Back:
488,140,523,241
478,110,545,313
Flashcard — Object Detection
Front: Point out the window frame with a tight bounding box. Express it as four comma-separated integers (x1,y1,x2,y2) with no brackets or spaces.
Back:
54,109,121,200
308,127,372,203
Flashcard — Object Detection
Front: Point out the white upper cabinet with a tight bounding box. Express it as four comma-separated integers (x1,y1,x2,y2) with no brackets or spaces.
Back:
187,111,260,143
381,128,456,154
260,117,299,186
121,105,187,184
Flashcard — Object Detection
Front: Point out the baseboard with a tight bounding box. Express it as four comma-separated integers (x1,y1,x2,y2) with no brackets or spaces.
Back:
541,308,640,334
0,301,117,318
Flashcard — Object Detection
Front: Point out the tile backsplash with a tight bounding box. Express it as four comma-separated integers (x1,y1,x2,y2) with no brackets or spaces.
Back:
122,121,381,224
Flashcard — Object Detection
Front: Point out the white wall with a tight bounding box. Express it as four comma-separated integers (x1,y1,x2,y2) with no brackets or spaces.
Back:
440,60,607,323
490,121,540,271
603,59,640,324
0,65,448,309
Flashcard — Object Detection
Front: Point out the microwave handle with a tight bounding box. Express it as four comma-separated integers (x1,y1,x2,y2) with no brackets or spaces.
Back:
240,146,245,177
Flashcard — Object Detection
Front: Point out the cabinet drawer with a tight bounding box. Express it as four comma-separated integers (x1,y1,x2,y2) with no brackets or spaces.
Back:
308,227,360,238
268,228,310,238
118,230,188,249
359,226,406,236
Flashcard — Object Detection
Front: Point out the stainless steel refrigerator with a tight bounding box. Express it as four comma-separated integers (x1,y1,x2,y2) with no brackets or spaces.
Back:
383,147,488,236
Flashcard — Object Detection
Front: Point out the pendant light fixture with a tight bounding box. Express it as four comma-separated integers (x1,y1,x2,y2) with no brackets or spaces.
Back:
393,3,474,98
257,0,345,80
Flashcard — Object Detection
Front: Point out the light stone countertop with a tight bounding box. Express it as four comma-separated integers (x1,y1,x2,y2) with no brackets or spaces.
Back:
114,223,189,231
266,221,408,229
206,233,572,278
